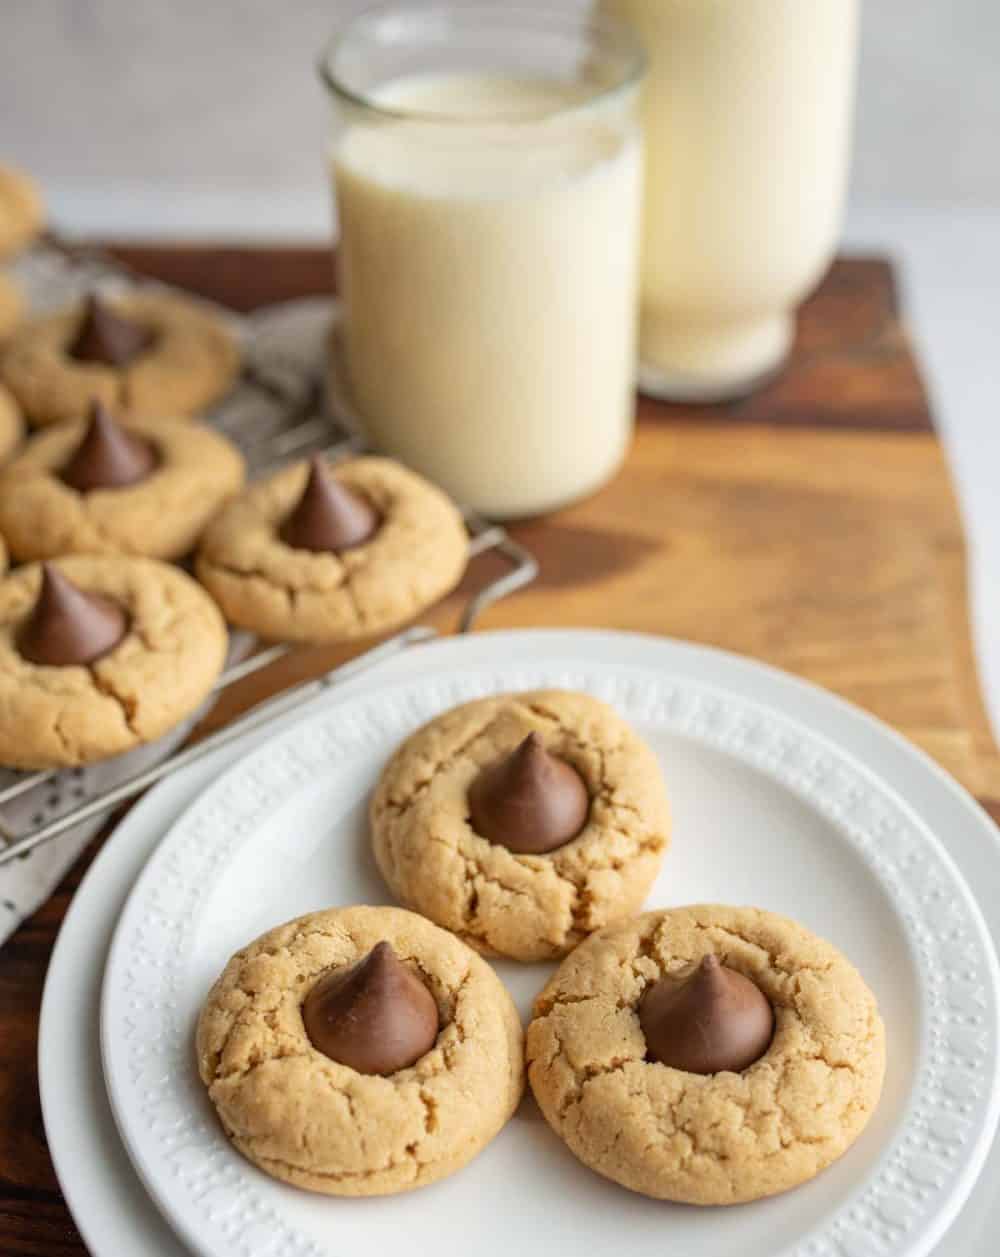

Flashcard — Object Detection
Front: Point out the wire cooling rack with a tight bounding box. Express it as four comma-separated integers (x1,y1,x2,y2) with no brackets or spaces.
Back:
0,236,538,868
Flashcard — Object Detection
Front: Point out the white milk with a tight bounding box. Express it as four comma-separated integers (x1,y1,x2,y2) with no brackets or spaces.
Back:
602,0,860,398
333,73,642,518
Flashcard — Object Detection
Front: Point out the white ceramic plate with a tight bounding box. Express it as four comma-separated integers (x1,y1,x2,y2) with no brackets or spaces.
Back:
94,632,1000,1257
39,632,1000,1257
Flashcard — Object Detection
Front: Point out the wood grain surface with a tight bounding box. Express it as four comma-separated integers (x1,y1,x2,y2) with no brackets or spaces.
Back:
0,247,996,1255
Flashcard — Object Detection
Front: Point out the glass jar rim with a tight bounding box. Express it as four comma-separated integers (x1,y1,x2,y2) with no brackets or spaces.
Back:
318,2,646,125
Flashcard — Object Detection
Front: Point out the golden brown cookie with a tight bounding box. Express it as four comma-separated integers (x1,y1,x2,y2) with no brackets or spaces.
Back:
196,905,525,1196
370,691,671,962
0,272,23,339
527,905,886,1204
0,167,44,259
0,291,239,426
0,556,227,769
0,414,245,560
197,455,468,642
0,380,23,462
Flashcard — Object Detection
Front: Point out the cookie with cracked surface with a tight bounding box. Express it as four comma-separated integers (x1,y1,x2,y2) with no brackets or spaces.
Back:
0,272,23,340
0,412,245,560
196,905,525,1196
0,380,23,462
0,556,227,769
527,904,886,1204
0,166,44,259
196,455,468,642
0,290,239,426
370,691,671,962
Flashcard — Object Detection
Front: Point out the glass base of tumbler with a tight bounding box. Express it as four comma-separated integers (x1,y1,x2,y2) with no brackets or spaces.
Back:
637,311,794,403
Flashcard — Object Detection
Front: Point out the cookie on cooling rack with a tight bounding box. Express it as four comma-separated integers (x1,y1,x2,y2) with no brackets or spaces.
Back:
0,380,23,463
0,400,244,561
196,453,468,642
0,271,23,340
196,905,524,1196
0,166,44,260
370,690,671,962
0,557,227,770
527,904,886,1204
0,289,239,426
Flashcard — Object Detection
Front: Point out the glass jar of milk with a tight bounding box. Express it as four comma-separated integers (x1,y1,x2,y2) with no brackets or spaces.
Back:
320,5,644,518
601,0,860,401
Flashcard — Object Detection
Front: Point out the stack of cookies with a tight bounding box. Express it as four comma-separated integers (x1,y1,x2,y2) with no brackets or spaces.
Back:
0,164,45,455
0,165,44,347
198,689,886,1206
0,167,248,770
0,168,240,771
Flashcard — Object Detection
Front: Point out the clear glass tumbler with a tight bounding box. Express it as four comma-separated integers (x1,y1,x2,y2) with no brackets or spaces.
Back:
320,4,644,518
602,0,861,402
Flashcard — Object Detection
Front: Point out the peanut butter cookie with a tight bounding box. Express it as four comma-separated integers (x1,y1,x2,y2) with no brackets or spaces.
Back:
0,380,23,462
0,290,239,426
0,166,44,259
0,408,245,560
527,905,886,1204
197,455,468,642
0,556,227,769
196,905,525,1196
371,691,671,962
0,272,23,339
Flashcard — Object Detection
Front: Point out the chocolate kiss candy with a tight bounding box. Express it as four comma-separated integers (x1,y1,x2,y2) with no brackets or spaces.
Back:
639,954,774,1075
279,454,381,552
61,400,158,492
302,941,440,1076
468,732,589,854
18,563,128,667
68,293,154,366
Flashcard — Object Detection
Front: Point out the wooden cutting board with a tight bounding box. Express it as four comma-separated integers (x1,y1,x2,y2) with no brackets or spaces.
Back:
158,248,997,801
0,248,997,1256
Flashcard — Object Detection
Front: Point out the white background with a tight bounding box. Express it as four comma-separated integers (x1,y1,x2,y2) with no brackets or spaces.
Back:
1,0,998,740
2,0,999,207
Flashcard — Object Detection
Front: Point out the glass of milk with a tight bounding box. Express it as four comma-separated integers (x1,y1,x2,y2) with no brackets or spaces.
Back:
601,0,860,401
320,5,644,518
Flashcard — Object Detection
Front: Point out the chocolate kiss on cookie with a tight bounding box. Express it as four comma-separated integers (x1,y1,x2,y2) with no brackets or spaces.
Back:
640,954,774,1075
68,293,154,366
61,400,158,492
468,732,589,854
302,941,439,1076
279,454,381,552
18,563,127,667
